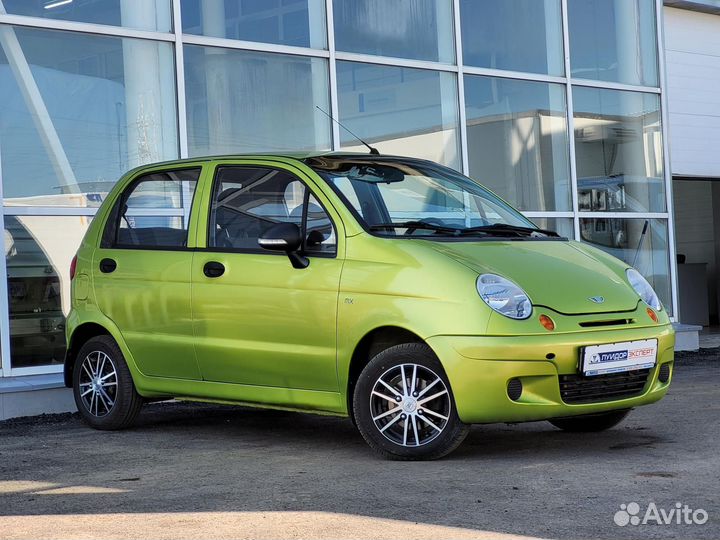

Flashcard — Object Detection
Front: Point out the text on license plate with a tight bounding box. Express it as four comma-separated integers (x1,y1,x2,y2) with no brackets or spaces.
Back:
582,339,658,376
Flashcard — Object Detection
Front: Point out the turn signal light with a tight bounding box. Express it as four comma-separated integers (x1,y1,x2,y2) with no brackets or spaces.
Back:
646,307,659,323
539,314,555,331
70,255,78,280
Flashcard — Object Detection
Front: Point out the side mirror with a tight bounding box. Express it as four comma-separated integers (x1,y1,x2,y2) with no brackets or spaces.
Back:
258,222,309,269
306,229,325,247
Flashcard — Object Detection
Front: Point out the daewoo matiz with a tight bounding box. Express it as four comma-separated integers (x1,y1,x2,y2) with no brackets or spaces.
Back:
65,153,674,460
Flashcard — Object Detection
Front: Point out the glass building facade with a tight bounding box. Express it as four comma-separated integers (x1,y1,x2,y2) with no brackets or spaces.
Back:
0,0,675,377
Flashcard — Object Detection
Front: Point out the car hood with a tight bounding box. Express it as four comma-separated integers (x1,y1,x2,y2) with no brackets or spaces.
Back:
426,239,638,314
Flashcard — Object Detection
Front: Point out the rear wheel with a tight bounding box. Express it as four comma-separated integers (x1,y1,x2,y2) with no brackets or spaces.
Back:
353,343,469,460
72,335,143,430
548,409,630,432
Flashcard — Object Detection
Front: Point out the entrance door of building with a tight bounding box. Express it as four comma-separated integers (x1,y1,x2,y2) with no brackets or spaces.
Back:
673,177,720,327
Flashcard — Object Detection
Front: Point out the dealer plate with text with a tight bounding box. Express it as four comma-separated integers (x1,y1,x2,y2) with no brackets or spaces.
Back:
581,339,657,376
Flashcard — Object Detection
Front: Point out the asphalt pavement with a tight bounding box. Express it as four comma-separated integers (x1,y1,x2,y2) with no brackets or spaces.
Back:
0,350,718,539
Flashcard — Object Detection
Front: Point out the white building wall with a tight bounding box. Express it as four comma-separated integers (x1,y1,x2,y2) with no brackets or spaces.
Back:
664,6,720,178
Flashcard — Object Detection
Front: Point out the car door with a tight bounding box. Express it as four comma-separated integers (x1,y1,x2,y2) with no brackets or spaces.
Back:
191,162,343,391
92,166,203,380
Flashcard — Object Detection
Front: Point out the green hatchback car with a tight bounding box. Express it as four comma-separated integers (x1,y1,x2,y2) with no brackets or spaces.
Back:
65,153,674,460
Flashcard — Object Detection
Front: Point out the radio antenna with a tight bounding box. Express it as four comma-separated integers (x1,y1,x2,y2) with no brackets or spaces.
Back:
316,106,379,155
631,219,649,268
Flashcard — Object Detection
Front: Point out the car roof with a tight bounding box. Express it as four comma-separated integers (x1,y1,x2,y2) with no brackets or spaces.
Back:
126,151,441,174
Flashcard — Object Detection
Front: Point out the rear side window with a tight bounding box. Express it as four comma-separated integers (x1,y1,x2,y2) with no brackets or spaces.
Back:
103,168,200,249
209,166,336,255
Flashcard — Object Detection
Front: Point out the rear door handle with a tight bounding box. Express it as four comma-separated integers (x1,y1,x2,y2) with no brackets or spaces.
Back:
99,258,117,273
203,261,225,278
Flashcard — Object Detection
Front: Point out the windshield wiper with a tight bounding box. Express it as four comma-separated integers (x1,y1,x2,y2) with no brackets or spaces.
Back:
369,221,561,238
368,221,460,234
458,223,560,238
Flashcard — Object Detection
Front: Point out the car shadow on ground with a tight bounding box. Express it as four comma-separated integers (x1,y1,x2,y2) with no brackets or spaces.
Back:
1,359,718,540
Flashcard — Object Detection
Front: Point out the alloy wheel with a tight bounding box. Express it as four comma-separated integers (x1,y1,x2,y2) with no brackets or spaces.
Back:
369,363,451,447
78,351,118,417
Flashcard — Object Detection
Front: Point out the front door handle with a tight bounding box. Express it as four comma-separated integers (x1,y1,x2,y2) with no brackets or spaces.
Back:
99,258,117,273
203,261,225,278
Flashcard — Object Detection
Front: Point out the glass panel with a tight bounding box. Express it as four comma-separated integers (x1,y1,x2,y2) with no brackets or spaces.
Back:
580,218,671,313
115,169,199,248
465,76,570,212
310,157,537,236
4,215,91,368
568,0,658,86
306,193,336,254
0,0,171,32
0,26,178,207
184,45,330,156
573,87,665,213
336,62,460,169
332,0,454,63
180,0,326,48
528,217,574,239
460,0,563,75
209,166,336,253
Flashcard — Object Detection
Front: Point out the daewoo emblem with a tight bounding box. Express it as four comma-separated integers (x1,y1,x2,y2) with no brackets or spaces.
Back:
589,296,605,304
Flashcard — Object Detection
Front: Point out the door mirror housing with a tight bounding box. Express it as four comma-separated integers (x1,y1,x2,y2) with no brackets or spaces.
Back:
258,222,309,269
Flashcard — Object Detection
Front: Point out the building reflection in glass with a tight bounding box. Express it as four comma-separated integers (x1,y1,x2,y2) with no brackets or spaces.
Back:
4,216,91,368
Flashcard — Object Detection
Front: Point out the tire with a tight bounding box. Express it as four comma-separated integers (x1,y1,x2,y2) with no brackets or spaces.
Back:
548,409,631,432
72,335,143,430
353,343,469,460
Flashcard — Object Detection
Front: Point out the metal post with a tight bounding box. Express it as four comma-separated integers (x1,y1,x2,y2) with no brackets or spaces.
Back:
561,0,581,241
452,0,469,175
172,0,189,158
325,0,340,151
655,0,680,318
0,137,11,376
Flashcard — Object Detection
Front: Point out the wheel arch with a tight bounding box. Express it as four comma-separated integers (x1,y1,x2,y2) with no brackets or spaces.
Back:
64,322,113,387
345,325,425,423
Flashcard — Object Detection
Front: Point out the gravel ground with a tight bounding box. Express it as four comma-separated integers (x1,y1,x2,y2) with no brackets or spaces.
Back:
0,351,718,540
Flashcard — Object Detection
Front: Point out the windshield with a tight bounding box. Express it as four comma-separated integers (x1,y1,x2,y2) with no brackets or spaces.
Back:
307,156,556,239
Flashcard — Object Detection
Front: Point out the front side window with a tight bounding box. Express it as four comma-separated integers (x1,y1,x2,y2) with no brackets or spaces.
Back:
208,166,336,255
105,169,200,249
307,157,549,239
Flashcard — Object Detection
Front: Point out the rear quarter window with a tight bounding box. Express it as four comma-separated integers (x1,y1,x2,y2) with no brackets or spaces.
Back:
101,168,201,249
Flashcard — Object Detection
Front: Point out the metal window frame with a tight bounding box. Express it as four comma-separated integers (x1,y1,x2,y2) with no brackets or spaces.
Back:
0,0,680,378
452,0,469,175
325,0,340,150
0,146,8,377
655,0,680,318
0,12,175,41
561,0,582,242
173,0,188,159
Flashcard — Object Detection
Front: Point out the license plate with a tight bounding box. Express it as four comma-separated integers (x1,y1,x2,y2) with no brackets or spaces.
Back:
581,339,657,376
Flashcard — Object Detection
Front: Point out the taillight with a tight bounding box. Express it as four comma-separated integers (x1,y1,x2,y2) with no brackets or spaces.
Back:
70,255,78,280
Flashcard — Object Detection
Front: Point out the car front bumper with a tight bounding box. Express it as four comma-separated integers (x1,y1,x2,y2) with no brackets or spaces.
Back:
427,324,674,424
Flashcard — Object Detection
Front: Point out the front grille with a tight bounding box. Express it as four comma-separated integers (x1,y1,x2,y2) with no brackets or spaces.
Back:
578,318,634,328
559,369,650,404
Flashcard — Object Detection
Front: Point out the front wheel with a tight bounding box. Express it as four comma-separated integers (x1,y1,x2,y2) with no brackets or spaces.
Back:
548,409,631,432
72,335,143,430
353,343,469,460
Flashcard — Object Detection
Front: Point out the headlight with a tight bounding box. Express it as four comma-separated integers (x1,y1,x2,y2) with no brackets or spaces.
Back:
626,268,662,311
476,274,532,320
